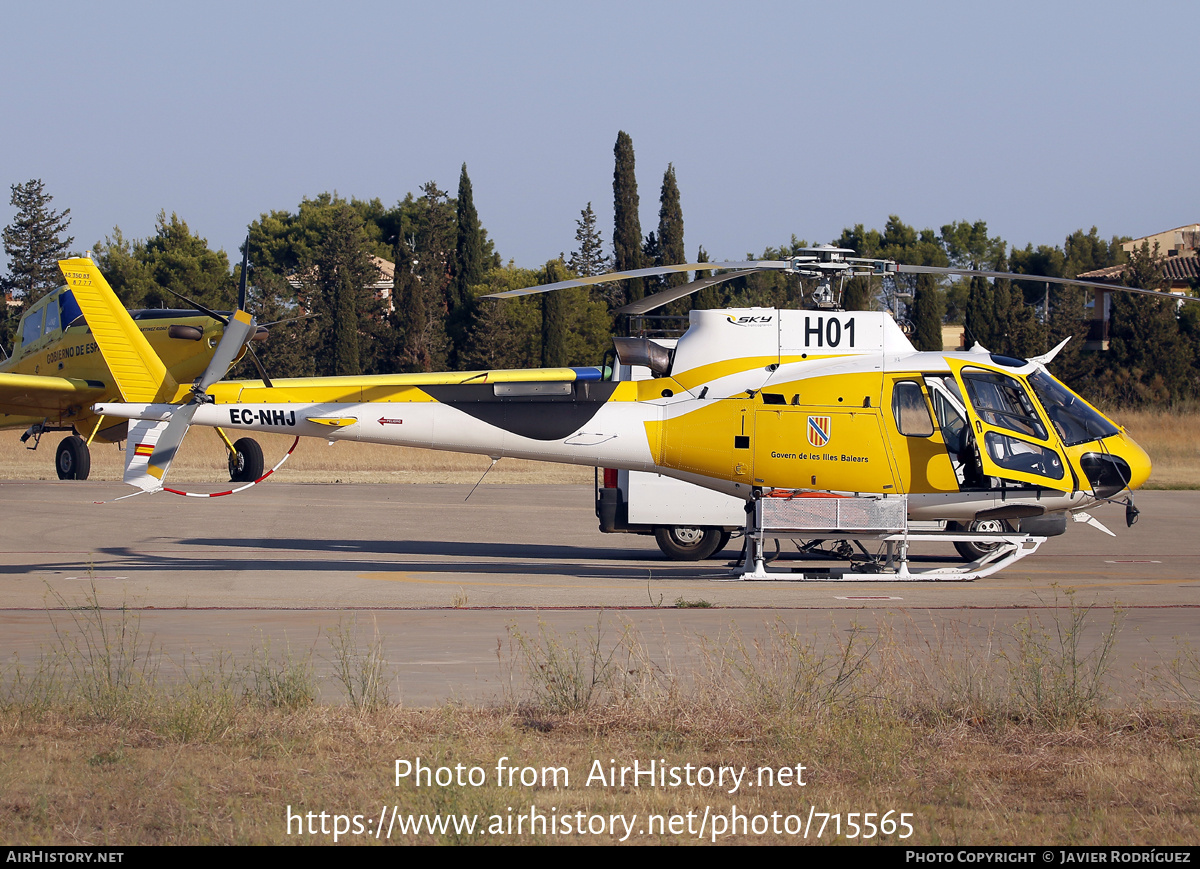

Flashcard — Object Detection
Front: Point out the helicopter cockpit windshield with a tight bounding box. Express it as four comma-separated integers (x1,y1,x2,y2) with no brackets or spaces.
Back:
1027,369,1119,446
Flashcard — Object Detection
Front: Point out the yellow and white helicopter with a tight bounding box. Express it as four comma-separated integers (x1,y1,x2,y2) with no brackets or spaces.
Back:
0,256,266,481
82,247,1158,580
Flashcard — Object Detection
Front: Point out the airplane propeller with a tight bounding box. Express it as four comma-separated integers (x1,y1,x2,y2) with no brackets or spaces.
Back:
163,241,275,388
137,239,265,486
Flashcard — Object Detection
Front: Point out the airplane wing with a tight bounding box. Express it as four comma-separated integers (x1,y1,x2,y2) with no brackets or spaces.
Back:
0,372,108,417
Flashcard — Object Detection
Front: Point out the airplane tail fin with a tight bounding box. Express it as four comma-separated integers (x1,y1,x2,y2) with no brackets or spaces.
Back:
58,258,179,403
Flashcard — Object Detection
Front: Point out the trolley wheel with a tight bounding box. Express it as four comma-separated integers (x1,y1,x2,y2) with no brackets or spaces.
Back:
950,519,1010,562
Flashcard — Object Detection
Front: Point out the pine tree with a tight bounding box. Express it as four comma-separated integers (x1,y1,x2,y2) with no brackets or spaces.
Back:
612,131,644,306
568,202,610,278
392,182,453,372
1103,242,1191,404
2,180,73,303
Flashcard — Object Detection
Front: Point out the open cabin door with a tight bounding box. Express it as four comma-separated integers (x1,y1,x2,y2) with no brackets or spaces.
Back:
945,359,1074,493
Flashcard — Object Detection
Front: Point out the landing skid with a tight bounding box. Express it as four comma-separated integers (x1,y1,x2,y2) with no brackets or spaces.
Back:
733,531,1044,581
730,492,1044,581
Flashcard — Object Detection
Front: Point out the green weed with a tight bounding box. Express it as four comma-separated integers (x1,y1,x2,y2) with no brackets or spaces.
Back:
508,614,620,713
327,616,392,712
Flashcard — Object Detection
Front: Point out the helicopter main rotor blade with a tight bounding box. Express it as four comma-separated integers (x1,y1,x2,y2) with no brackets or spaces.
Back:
483,260,787,299
895,264,1192,302
615,269,766,315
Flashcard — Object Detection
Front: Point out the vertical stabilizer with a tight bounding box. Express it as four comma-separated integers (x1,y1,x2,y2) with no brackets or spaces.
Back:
124,417,173,492
57,258,179,402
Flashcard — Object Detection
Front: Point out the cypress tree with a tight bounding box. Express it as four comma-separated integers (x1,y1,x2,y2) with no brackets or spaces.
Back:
992,250,1046,359
310,204,380,377
612,131,644,305
540,259,568,367
910,275,945,352
657,164,685,284
964,275,995,349
841,277,874,311
695,246,721,309
2,180,73,303
449,164,485,365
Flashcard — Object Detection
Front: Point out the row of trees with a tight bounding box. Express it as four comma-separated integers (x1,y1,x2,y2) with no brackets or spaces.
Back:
3,148,1198,405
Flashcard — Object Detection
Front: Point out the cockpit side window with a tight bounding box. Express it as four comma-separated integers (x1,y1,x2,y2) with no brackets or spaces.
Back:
892,380,934,437
43,297,60,334
20,307,44,348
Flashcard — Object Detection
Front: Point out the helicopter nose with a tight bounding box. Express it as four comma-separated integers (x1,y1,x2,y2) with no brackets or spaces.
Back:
1117,432,1152,490
1077,432,1151,497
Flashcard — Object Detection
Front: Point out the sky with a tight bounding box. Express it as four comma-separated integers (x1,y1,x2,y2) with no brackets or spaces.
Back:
2,0,1194,275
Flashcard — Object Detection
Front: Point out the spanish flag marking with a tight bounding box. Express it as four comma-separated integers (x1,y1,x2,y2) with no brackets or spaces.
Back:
134,443,154,457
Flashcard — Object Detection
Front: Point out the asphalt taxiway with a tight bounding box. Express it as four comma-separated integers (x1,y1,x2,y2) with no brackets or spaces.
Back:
2,482,1196,704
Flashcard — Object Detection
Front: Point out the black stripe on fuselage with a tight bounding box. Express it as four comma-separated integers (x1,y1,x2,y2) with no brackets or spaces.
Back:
422,381,619,441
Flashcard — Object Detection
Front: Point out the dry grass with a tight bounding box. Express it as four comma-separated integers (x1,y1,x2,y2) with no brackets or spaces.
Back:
0,430,592,484
2,704,1195,846
3,597,1199,845
1112,408,1200,489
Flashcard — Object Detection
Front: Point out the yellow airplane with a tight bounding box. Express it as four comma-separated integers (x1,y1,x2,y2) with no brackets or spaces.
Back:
0,258,264,481
90,248,1156,579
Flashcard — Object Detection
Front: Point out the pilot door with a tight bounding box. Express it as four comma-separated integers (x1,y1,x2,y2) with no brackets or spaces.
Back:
945,359,1074,493
882,376,960,494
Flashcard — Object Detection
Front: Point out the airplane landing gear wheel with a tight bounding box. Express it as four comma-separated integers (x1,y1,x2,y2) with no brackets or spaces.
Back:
654,526,723,561
950,519,1010,562
56,435,91,481
228,437,264,483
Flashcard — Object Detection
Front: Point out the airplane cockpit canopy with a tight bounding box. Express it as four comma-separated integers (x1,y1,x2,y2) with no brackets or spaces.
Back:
16,287,83,353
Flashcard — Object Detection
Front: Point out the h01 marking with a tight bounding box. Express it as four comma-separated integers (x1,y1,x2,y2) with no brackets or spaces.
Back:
804,316,856,348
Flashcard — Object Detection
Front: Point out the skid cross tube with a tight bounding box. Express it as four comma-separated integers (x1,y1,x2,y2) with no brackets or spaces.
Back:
731,492,1045,581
